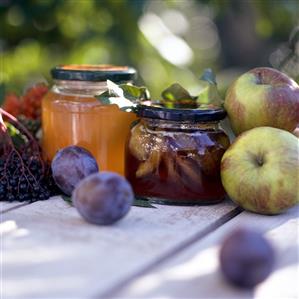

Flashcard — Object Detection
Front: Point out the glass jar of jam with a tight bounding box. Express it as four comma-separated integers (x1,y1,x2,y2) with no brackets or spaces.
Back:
125,105,230,205
42,64,137,175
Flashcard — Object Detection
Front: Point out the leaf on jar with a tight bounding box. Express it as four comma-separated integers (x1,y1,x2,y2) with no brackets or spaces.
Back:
160,83,197,109
120,84,151,102
136,150,161,178
199,68,217,84
197,69,223,109
96,80,150,112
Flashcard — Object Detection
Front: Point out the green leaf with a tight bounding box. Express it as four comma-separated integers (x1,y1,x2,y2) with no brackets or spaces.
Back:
98,96,111,105
197,69,223,108
96,80,150,111
62,195,73,205
5,122,27,148
133,196,157,208
161,83,197,109
130,119,140,129
199,68,217,85
62,193,156,209
120,84,150,102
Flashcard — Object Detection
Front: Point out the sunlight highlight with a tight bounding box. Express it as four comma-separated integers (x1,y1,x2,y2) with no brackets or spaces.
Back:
0,220,17,235
126,246,219,296
138,13,193,66
0,220,29,238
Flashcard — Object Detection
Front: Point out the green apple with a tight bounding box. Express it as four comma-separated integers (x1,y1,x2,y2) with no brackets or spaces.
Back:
225,67,299,135
221,127,299,214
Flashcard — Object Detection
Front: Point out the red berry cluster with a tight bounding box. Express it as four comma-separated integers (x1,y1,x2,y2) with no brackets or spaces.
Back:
2,83,48,120
2,93,22,117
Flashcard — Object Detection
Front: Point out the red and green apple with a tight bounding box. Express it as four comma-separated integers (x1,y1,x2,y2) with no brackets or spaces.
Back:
225,67,299,135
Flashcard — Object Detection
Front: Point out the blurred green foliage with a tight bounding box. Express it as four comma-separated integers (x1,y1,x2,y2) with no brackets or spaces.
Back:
0,0,298,101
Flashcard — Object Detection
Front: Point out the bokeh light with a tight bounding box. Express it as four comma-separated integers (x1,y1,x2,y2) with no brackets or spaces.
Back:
0,0,298,101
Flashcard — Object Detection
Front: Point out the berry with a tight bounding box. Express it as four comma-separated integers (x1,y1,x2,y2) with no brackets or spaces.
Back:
2,93,22,117
21,83,48,120
0,108,58,203
7,194,15,202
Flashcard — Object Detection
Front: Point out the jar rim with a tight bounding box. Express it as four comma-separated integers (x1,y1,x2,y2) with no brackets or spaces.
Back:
136,104,226,122
51,64,137,82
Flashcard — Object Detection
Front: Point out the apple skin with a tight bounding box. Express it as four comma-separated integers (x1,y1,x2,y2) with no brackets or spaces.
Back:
221,127,299,215
225,67,299,135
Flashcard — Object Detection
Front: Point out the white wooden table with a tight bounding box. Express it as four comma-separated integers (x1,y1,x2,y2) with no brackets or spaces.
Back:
1,196,298,299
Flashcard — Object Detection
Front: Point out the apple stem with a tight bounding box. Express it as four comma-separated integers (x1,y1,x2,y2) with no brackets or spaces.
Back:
256,156,264,166
257,72,263,84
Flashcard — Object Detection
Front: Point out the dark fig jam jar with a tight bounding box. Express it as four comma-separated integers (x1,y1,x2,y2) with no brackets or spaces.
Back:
125,105,230,205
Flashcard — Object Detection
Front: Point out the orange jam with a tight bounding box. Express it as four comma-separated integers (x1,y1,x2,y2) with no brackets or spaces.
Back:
42,65,137,175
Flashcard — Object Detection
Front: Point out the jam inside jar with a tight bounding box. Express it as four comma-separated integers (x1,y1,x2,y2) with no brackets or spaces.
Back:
125,105,230,205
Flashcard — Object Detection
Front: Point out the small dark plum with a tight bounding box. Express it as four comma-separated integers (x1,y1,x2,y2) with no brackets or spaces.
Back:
73,172,134,225
51,146,99,196
219,228,275,289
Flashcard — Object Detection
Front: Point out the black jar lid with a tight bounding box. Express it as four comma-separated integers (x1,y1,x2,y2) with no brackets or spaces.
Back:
136,105,226,122
51,64,137,82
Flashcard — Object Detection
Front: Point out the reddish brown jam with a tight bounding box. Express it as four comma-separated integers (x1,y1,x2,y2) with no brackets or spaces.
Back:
125,117,230,205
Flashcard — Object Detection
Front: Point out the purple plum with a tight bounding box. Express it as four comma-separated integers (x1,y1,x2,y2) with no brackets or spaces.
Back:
73,172,134,225
220,228,275,289
51,146,99,196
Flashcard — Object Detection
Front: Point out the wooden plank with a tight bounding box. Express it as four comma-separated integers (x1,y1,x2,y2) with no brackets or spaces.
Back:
1,196,237,299
112,205,299,299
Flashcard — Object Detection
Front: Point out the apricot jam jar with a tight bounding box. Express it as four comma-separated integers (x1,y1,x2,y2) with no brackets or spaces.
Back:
42,65,137,175
125,105,230,205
